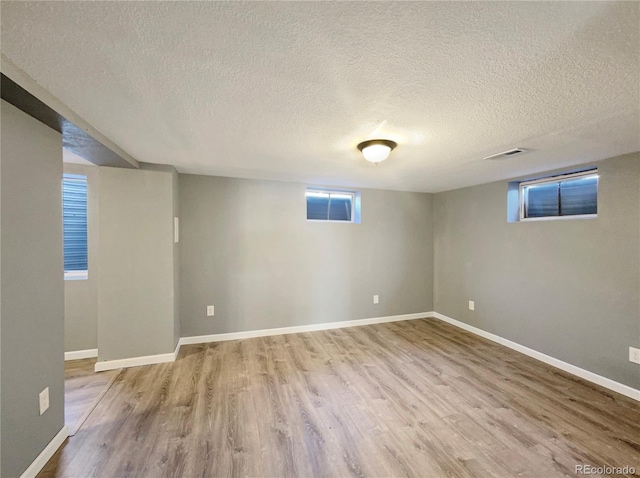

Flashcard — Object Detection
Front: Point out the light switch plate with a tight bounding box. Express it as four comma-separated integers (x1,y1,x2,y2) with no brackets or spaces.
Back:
373,295,379,304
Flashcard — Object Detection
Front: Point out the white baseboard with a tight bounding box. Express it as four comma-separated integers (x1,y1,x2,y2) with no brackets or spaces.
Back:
431,312,640,402
432,312,502,342
20,425,69,478
64,348,98,361
178,312,433,347
94,340,181,372
94,313,432,372
95,350,176,372
92,310,638,403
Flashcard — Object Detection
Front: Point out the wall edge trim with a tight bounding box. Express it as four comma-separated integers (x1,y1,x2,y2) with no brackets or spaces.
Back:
431,312,640,402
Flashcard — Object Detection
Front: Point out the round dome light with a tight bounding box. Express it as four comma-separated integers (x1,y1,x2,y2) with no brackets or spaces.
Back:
357,139,398,163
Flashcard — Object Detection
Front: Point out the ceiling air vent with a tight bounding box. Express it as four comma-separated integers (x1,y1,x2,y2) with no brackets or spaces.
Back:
483,148,530,161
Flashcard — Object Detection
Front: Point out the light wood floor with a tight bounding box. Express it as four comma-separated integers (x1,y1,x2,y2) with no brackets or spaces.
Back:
44,319,640,477
64,358,121,436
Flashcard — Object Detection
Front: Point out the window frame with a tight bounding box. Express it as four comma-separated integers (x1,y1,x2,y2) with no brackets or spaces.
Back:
306,188,357,223
518,169,598,222
63,173,89,281
64,270,88,281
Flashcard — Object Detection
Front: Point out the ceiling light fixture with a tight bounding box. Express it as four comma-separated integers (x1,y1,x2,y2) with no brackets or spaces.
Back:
357,139,397,164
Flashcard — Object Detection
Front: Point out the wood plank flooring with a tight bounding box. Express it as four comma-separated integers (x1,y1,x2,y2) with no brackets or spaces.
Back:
43,319,640,477
64,358,121,436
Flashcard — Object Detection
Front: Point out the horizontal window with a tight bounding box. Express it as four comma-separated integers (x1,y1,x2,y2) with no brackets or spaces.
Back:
520,170,598,221
306,189,356,222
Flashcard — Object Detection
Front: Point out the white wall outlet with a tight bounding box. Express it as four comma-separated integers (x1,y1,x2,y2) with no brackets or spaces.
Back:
373,295,379,304
207,305,215,317
39,387,49,415
468,300,475,311
630,347,640,365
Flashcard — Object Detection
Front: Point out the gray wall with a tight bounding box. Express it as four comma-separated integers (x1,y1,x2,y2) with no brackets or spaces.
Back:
1,100,65,477
179,175,434,337
434,153,640,389
63,163,99,352
64,162,180,357
172,168,181,347
97,167,178,362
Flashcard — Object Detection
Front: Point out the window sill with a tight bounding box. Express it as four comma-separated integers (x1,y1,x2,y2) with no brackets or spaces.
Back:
518,214,597,223
65,271,88,281
306,219,355,224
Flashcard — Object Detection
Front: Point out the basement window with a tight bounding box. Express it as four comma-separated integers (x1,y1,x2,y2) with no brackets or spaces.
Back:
63,174,88,280
519,170,598,221
306,189,361,223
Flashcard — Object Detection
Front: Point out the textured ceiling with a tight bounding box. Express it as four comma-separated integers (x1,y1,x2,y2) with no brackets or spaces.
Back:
2,1,639,192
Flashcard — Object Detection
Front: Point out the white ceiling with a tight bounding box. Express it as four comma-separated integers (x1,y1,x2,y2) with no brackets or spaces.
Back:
2,1,639,192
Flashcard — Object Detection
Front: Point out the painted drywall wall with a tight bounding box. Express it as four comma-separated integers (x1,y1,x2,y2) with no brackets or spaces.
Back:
179,175,434,337
172,168,181,347
138,162,181,349
65,162,180,356
63,163,99,352
434,153,640,389
97,167,177,361
1,100,65,477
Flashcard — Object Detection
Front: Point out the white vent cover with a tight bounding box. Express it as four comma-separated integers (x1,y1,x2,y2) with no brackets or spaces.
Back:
483,148,530,161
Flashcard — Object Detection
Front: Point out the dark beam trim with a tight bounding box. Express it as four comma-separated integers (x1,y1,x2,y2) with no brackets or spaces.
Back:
1,73,137,169
1,73,63,132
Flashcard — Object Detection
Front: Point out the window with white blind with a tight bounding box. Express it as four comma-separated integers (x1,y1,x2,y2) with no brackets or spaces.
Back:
306,189,359,222
63,174,88,280
519,170,598,221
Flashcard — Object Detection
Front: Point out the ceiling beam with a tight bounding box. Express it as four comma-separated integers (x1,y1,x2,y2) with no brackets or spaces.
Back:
1,54,139,169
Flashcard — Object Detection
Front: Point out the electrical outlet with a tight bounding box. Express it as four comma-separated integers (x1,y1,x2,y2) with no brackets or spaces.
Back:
373,295,379,304
630,347,640,365
39,387,49,415
207,305,215,317
468,300,475,311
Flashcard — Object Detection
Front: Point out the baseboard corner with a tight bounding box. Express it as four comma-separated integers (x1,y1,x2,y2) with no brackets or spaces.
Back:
94,351,176,372
64,348,98,361
19,425,69,478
